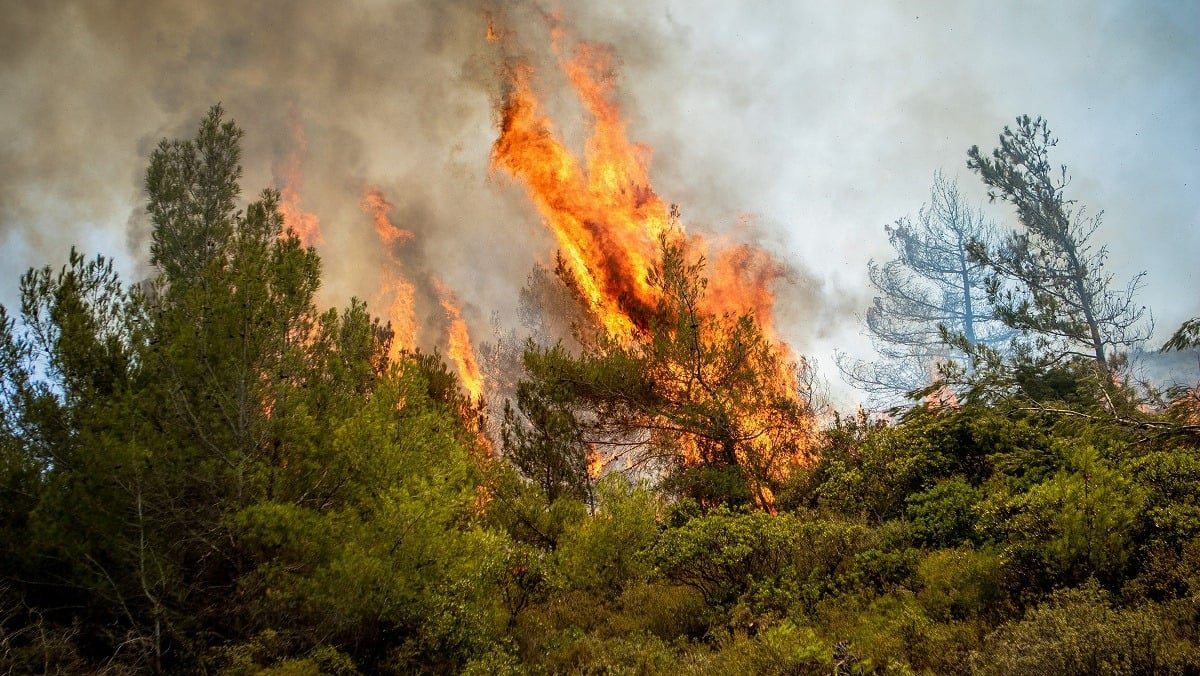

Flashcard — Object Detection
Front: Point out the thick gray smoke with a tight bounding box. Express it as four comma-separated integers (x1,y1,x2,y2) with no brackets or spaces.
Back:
1,0,531,335
1,0,1196,406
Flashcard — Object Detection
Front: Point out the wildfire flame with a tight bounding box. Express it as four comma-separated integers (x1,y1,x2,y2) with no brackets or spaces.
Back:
275,117,323,247
364,187,412,246
485,16,502,43
491,44,670,338
358,186,486,407
488,20,815,505
362,187,417,359
433,278,486,401
490,36,791,342
586,447,604,481
923,362,961,410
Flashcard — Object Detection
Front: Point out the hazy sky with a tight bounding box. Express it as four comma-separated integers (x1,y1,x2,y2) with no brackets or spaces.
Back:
1,0,1196,406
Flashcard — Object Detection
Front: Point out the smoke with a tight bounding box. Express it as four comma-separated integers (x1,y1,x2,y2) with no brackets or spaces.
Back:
0,0,511,317
0,0,843,359
1,0,1196,406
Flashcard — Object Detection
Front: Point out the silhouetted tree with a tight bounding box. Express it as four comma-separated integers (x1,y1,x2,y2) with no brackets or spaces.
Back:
1164,318,1200,353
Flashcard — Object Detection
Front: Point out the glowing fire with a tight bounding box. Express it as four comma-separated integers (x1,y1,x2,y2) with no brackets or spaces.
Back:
490,36,792,342
362,188,417,359
491,44,670,338
433,279,486,401
275,118,323,247
586,447,604,481
923,362,961,410
363,187,411,246
489,21,814,506
485,16,502,43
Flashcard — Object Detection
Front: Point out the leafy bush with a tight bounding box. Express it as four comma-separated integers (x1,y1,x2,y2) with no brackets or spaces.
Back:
650,509,870,615
971,583,1200,675
915,548,1007,621
906,478,980,547
984,444,1145,586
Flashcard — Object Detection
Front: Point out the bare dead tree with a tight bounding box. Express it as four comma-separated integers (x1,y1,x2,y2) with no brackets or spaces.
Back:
840,172,1010,404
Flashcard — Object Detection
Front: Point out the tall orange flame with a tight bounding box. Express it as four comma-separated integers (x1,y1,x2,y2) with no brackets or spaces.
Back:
362,187,417,360
490,38,790,343
491,46,670,339
489,22,814,505
276,118,323,247
433,279,486,401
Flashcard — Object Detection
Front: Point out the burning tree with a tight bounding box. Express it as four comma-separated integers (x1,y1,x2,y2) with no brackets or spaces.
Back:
503,237,815,509
489,24,817,509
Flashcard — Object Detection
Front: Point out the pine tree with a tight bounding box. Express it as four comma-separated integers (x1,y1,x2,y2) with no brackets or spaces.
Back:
507,237,815,510
967,116,1150,378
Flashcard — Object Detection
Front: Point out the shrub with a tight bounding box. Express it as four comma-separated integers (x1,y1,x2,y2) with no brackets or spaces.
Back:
970,583,1200,675
906,479,980,547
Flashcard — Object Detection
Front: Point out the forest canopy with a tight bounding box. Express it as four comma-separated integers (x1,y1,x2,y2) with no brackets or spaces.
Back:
1,102,1199,675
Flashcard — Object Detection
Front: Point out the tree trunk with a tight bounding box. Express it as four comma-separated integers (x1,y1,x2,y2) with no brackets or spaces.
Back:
957,235,978,346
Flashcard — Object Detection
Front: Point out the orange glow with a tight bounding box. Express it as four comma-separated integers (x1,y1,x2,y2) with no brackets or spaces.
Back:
490,37,794,344
279,188,322,248
921,361,961,410
361,188,416,359
491,45,671,339
701,235,790,343
586,447,604,481
275,118,323,247
363,187,412,246
489,23,814,508
434,279,486,401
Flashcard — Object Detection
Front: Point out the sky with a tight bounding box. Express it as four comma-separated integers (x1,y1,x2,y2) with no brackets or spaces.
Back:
1,0,1196,407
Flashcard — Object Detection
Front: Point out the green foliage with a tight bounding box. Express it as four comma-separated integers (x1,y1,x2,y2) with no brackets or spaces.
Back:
1128,450,1200,545
906,479,980,547
985,444,1145,585
650,508,873,617
550,477,659,596
966,115,1150,375
915,548,1007,621
507,237,814,510
3,105,1199,673
217,631,360,676
795,405,1037,522
651,508,795,607
1164,317,1200,352
146,104,244,285
685,621,830,675
501,349,592,505
0,107,502,673
971,583,1200,675
231,368,508,672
